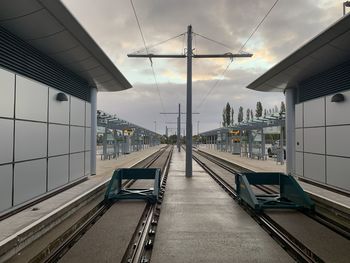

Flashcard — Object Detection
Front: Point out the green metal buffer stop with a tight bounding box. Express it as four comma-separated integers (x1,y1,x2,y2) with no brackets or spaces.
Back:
105,168,161,204
235,172,314,212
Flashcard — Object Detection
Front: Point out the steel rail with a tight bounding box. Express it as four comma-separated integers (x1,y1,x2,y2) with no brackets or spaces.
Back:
44,146,171,263
126,146,173,263
195,149,350,240
192,150,321,263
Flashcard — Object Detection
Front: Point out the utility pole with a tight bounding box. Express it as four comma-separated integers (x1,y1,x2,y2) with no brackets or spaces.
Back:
161,103,199,153
128,25,252,177
186,25,193,176
178,103,181,152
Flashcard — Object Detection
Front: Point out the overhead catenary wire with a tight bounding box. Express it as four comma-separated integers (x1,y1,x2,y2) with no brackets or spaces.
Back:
193,32,233,51
131,32,186,55
195,0,279,110
239,0,279,52
129,0,166,117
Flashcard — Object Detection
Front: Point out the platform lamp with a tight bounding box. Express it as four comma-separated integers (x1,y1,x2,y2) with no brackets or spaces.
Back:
343,1,350,16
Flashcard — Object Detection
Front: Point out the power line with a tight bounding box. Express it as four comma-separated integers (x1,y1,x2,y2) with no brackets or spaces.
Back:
130,0,166,115
130,0,149,54
195,60,233,110
131,32,186,55
195,0,279,110
194,32,233,51
239,0,279,52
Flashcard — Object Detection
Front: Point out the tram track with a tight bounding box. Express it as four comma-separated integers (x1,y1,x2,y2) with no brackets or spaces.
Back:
192,148,350,263
40,146,172,263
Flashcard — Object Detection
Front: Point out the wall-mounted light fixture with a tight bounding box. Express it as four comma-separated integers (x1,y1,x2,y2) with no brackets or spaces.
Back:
56,92,68,101
331,93,345,103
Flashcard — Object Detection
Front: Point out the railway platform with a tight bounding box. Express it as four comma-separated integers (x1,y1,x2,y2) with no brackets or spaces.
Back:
197,146,350,230
0,145,164,263
151,150,293,263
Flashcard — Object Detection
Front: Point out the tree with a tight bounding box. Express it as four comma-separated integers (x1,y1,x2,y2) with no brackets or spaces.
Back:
231,108,234,125
246,109,250,121
255,101,263,118
264,109,267,117
238,106,244,123
222,102,232,127
250,108,254,120
274,105,279,113
280,101,286,114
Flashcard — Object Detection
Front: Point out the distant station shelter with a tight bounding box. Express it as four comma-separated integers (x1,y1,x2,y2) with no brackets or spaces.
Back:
0,2,131,214
97,110,161,159
200,112,285,161
247,14,350,192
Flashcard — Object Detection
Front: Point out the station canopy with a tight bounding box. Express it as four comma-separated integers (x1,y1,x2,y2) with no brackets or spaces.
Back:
97,110,160,138
200,112,285,137
0,0,131,91
247,14,350,92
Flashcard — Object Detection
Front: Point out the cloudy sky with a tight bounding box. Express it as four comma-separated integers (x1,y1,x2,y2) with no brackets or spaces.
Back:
62,0,345,134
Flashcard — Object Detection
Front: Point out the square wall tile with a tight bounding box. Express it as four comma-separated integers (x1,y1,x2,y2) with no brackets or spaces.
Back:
304,97,325,127
70,96,85,126
16,75,47,122
15,121,47,161
304,127,325,154
49,87,69,124
48,124,69,156
48,155,69,191
14,159,46,205
304,153,325,183
0,119,13,164
326,126,350,158
326,156,350,191
70,153,84,181
0,68,15,118
0,164,13,212
70,126,85,153
326,89,350,126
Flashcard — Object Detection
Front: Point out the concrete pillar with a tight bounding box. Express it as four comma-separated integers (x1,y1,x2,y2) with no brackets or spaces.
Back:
90,87,97,175
285,88,295,173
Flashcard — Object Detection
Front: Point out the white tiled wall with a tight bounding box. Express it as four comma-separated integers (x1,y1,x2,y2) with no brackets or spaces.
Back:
294,90,350,191
0,66,92,214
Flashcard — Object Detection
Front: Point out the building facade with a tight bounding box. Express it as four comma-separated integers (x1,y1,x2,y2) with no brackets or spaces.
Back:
247,14,350,192
0,1,131,215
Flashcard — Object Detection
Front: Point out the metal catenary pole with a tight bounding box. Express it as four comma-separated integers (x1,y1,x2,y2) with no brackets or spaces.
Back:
186,25,193,176
128,25,252,177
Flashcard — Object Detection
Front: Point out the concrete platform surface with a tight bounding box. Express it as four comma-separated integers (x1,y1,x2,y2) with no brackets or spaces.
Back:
151,150,292,263
198,147,350,217
0,146,163,261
